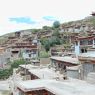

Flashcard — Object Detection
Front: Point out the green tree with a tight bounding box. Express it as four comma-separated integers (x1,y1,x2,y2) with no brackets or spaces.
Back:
40,38,50,52
11,59,25,68
40,38,47,45
90,17,95,27
52,29,60,37
31,29,40,33
0,69,12,79
53,21,60,28
55,37,61,45
49,36,61,47
49,37,56,47
42,26,49,30
44,39,50,52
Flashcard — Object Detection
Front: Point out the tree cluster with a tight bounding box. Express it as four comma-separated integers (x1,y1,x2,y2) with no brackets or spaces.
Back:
40,29,61,52
0,59,26,80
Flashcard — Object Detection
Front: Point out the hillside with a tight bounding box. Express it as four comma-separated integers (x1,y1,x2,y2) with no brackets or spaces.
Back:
0,15,95,45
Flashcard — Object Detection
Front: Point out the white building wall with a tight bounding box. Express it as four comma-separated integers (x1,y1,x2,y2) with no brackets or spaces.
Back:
80,26,84,31
59,29,64,33
67,70,79,79
23,52,37,59
84,26,89,31
93,39,95,48
68,28,74,32
75,41,80,55
74,28,80,32
87,51,95,53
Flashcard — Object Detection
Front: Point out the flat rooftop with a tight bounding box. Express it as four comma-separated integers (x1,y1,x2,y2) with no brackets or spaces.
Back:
17,78,95,95
79,53,95,58
29,68,60,79
19,64,46,70
50,56,79,65
67,65,80,71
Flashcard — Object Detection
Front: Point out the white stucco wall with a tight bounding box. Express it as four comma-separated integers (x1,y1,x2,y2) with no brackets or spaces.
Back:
23,52,37,59
67,70,79,79
75,41,80,55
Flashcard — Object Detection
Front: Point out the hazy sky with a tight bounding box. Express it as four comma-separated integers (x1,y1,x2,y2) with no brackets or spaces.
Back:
0,0,95,36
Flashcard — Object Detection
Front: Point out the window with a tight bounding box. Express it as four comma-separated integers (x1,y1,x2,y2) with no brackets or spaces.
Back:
88,40,93,45
29,54,31,57
80,40,88,45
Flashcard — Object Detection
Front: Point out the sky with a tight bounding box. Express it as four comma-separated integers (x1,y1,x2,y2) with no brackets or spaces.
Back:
0,0,95,36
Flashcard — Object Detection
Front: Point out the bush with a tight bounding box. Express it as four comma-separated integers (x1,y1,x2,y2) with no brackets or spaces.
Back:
11,59,25,68
0,59,26,80
39,51,49,58
0,69,12,79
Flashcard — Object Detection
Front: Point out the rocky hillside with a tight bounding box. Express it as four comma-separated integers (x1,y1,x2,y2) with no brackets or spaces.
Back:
0,15,95,45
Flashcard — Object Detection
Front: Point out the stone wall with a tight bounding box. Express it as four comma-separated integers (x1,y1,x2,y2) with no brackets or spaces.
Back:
82,63,95,80
40,58,50,65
